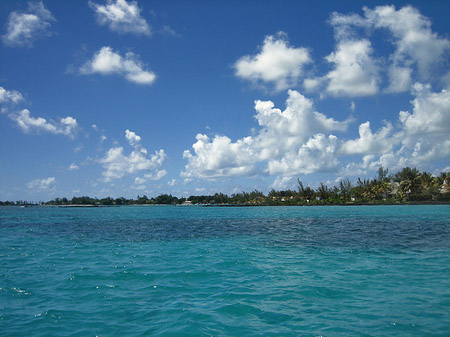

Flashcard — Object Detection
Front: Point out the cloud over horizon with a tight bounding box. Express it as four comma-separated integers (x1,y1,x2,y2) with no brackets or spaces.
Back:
183,82,450,183
1,2,449,200
182,90,351,180
27,176,55,191
100,129,166,182
180,4,450,188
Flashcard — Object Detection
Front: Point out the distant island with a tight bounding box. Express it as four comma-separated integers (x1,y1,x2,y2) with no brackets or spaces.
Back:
2,167,449,206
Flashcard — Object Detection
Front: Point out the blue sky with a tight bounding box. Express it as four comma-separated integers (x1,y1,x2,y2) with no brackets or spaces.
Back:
1,0,449,201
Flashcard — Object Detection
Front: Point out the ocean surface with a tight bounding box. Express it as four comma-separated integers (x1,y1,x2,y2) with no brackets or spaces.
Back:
1,205,449,336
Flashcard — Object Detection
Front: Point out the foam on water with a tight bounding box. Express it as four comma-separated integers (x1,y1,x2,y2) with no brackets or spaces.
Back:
1,205,449,336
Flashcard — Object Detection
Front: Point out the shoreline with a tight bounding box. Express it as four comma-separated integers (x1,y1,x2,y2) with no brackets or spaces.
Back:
3,201,449,208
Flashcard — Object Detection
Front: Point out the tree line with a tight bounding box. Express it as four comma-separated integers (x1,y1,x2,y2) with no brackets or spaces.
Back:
1,167,449,206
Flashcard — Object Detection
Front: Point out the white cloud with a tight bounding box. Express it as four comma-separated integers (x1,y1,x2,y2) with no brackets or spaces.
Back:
0,86,24,105
234,32,311,91
100,129,166,181
270,176,295,190
80,46,156,85
69,163,79,171
253,90,349,161
183,82,450,181
328,5,450,94
10,109,78,138
303,77,323,93
364,5,450,81
125,129,141,146
134,177,146,185
341,121,393,155
89,0,150,35
329,11,366,41
167,179,176,186
2,1,55,47
341,83,450,174
397,83,450,163
27,177,55,191
182,134,256,179
324,39,379,97
399,83,450,137
182,90,350,179
144,169,167,180
266,134,340,176
385,65,412,94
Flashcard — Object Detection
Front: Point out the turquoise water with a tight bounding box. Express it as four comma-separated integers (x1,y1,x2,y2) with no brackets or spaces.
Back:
1,205,449,336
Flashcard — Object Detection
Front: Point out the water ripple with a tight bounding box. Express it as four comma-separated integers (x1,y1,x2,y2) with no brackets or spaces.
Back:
0,205,449,336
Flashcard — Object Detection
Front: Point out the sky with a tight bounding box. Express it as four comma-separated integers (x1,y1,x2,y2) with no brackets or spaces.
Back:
0,0,449,201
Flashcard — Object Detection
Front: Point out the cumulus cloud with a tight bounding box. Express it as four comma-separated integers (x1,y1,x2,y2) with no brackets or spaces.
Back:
327,5,450,94
324,39,379,97
234,32,311,91
0,86,24,105
125,129,141,146
27,176,55,191
385,65,412,93
182,90,350,179
2,1,55,47
181,5,450,183
253,90,350,159
234,6,448,98
144,169,167,180
89,0,150,35
267,134,340,176
270,176,295,190
341,121,393,155
183,80,450,182
364,6,450,81
9,109,78,138
100,129,166,181
80,46,156,85
182,134,257,179
340,83,450,174
399,83,450,137
397,83,450,163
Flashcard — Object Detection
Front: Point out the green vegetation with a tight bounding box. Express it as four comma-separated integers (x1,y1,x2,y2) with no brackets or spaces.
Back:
1,167,449,206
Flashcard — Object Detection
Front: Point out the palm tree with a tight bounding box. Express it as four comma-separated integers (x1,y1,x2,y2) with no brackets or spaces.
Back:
339,178,352,201
376,166,389,182
297,179,314,201
317,182,330,201
394,167,422,196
